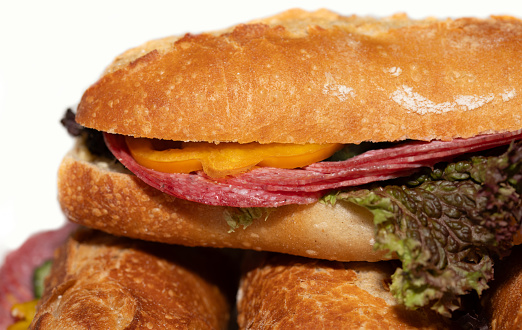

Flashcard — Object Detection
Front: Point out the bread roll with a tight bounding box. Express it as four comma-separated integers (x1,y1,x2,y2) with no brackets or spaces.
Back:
31,229,233,329
484,245,522,329
237,252,452,329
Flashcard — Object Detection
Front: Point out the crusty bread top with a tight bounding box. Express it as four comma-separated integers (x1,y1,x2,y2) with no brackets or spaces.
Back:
237,253,452,329
77,9,522,144
31,229,232,329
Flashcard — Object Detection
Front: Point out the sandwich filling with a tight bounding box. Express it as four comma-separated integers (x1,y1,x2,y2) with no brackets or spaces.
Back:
105,130,522,208
124,136,343,178
0,224,77,329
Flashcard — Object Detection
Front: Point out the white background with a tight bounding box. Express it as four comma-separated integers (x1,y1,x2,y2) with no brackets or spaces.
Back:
1,0,522,260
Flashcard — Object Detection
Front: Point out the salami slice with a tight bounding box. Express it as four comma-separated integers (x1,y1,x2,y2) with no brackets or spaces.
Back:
104,130,522,208
226,130,522,191
0,223,77,329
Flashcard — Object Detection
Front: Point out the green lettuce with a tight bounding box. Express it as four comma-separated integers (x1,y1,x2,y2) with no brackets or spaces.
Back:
224,207,272,233
33,260,53,299
324,142,522,316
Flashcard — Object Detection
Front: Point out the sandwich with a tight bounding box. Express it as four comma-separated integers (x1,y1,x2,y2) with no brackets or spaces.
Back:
2,226,235,329
57,8,522,315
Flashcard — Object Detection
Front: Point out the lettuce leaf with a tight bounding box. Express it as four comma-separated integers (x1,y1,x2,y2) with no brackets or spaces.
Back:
224,207,272,233
325,142,522,316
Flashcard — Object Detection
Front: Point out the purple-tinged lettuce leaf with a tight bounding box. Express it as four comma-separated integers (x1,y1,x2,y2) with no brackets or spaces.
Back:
325,142,522,316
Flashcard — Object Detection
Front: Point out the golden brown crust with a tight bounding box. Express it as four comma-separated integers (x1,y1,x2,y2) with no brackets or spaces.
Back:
237,253,452,329
31,229,231,329
77,9,522,144
57,144,386,262
484,246,522,329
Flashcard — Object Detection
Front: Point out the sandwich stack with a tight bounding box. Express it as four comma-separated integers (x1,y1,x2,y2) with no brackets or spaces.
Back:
2,8,522,329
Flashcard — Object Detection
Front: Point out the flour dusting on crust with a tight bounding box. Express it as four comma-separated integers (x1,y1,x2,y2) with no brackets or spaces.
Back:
391,85,517,115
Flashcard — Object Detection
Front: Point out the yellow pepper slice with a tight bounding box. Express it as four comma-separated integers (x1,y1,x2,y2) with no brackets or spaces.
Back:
8,299,38,330
125,137,343,178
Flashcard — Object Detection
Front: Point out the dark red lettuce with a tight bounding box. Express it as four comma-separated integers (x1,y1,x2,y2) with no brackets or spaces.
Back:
327,142,522,316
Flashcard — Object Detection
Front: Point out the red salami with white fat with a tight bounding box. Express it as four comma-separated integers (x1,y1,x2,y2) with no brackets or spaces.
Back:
0,223,77,328
105,130,522,208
